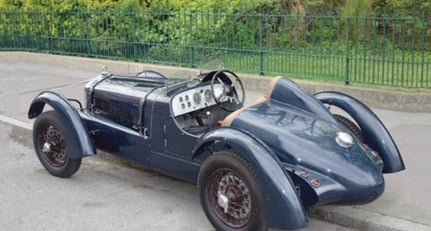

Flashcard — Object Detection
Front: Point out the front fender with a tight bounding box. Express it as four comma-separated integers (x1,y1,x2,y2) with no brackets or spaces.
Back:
315,91,405,173
193,128,308,230
28,91,96,158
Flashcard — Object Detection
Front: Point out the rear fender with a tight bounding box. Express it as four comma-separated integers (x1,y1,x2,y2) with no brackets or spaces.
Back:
193,128,308,230
28,91,96,158
314,91,405,173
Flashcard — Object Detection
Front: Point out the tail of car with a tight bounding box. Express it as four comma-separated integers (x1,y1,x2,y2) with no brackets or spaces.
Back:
315,91,405,173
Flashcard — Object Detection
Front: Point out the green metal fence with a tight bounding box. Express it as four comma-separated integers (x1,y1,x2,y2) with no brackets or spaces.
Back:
1,10,430,88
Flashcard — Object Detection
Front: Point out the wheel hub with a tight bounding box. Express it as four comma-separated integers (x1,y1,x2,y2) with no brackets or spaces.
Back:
217,192,229,213
42,142,51,153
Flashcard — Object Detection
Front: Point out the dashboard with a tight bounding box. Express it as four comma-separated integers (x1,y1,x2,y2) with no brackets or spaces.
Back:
172,83,224,116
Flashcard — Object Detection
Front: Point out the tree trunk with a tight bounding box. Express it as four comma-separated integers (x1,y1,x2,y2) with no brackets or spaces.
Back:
280,0,306,45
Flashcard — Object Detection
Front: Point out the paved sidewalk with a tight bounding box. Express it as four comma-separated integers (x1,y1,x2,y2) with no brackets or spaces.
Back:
1,57,430,230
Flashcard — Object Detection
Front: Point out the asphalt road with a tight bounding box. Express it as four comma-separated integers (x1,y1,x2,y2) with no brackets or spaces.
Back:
0,122,349,231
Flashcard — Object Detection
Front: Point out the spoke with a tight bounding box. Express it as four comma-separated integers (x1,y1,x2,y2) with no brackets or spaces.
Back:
228,174,235,185
232,94,240,104
217,77,227,87
220,94,229,102
228,201,246,207
230,78,238,87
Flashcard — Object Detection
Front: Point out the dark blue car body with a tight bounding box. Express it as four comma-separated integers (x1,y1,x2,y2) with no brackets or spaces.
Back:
28,70,405,230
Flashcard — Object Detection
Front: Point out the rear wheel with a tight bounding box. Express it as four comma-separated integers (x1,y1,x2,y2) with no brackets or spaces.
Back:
198,150,266,231
33,111,81,178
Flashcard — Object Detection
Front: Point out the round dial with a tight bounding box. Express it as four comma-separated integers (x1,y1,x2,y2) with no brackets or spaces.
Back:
193,92,202,105
204,89,212,102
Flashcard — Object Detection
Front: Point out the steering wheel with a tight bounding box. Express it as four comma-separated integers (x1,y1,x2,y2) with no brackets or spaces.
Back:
210,70,245,112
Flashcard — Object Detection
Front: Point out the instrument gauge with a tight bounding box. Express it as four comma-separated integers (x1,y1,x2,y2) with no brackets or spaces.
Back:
204,89,212,102
193,92,202,105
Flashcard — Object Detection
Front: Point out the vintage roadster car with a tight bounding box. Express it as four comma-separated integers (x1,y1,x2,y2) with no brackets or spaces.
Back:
28,68,405,230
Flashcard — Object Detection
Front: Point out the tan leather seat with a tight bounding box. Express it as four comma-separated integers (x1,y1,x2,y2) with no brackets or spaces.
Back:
219,76,282,127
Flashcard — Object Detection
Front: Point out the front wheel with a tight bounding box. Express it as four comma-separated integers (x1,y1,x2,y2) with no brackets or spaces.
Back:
33,111,81,178
198,150,266,231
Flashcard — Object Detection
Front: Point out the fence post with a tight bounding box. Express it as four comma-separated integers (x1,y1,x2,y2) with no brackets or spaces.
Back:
189,12,195,68
1,12,6,48
133,12,138,61
18,11,22,48
85,12,91,56
45,11,52,52
420,11,426,88
258,13,264,75
344,16,350,85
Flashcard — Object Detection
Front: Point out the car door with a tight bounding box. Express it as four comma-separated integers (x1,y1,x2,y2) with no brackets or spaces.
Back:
146,91,201,183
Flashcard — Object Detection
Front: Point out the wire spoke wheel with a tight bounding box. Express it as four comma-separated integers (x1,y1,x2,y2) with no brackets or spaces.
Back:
207,169,252,228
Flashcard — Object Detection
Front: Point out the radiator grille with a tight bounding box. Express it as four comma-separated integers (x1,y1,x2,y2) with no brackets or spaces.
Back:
94,98,136,127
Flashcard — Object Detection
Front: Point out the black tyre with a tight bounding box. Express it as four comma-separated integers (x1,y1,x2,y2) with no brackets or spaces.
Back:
33,111,81,178
333,114,364,142
198,150,266,231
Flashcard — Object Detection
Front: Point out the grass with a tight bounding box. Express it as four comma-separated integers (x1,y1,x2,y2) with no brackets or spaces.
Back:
221,51,431,89
2,35,430,90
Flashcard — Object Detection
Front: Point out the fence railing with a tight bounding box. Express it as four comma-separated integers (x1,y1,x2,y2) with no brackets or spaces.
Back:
1,10,430,88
